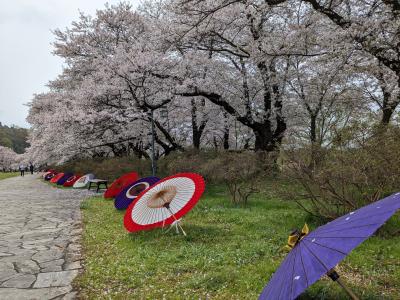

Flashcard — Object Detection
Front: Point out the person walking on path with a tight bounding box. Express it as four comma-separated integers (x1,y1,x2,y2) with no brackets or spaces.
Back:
29,163,34,175
19,164,25,177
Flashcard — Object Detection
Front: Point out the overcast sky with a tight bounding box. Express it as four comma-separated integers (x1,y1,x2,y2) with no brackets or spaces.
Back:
0,0,139,128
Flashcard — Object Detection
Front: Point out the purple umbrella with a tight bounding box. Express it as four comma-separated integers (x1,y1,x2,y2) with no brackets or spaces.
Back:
114,176,160,210
259,192,400,300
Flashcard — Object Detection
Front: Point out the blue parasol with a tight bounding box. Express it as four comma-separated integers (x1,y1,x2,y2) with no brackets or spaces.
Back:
259,192,400,300
114,176,160,210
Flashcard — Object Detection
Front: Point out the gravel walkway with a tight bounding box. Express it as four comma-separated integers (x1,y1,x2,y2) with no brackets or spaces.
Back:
0,174,92,299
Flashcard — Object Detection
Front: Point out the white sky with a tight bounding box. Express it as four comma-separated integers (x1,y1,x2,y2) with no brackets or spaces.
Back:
0,0,139,128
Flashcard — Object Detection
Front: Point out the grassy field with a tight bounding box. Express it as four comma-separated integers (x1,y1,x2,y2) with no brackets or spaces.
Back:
75,182,400,299
0,172,19,180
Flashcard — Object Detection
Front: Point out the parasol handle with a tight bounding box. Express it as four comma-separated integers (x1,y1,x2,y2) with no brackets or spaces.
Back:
166,207,187,236
327,269,359,300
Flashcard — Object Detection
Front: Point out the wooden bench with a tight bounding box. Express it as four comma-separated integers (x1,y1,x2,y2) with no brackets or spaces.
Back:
88,179,108,193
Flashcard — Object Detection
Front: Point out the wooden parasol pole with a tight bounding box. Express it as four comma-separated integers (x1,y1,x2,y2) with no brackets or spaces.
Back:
327,269,359,300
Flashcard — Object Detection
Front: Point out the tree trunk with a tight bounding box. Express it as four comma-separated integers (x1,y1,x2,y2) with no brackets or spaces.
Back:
254,126,273,151
381,104,397,124
178,89,286,152
193,130,201,149
223,112,230,149
380,80,398,125
223,130,229,149
191,98,207,149
310,114,317,143
253,121,285,152
191,99,201,149
308,114,323,170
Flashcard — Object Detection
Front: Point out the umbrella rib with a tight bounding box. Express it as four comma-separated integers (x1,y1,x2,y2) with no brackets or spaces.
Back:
164,206,171,223
308,223,382,238
264,254,291,298
317,209,397,232
302,242,331,272
299,244,309,288
144,204,155,224
140,201,153,225
149,207,157,225
305,236,369,239
161,207,168,223
302,239,348,256
277,248,297,299
175,196,190,212
289,246,298,300
131,206,141,224
139,202,152,224
308,223,382,236
144,205,153,225
173,193,191,207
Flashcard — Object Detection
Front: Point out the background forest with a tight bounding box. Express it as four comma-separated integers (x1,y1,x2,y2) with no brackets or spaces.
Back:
0,123,28,154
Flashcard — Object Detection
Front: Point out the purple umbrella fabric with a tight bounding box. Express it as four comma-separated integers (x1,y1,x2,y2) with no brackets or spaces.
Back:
56,173,74,185
114,177,160,210
259,192,400,300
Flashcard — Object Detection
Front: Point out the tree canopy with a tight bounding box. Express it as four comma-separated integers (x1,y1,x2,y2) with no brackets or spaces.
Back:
25,0,400,165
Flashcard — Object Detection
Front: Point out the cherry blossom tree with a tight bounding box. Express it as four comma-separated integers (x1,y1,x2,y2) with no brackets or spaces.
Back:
0,146,17,171
25,0,398,165
176,0,400,124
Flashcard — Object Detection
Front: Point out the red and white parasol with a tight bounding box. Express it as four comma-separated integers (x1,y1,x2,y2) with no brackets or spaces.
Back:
73,173,95,188
124,173,205,235
63,174,83,187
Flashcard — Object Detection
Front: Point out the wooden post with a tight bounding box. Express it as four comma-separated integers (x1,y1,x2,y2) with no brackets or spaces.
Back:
327,269,359,300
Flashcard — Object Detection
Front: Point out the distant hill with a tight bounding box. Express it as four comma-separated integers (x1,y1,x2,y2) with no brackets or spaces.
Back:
0,122,29,154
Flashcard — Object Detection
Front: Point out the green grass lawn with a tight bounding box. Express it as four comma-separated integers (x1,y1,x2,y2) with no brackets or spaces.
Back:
0,172,19,180
75,183,400,299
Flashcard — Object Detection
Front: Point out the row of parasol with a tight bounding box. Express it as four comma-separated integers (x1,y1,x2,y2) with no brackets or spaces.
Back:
42,169,400,299
42,170,205,235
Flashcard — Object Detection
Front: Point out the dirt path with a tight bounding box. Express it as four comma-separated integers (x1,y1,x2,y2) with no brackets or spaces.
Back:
0,174,91,299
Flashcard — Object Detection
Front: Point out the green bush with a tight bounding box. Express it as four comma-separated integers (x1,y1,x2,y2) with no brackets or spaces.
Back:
53,157,151,181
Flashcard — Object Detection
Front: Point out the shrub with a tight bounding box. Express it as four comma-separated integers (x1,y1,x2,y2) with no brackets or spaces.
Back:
159,150,273,206
156,149,219,178
282,125,400,220
201,152,264,206
55,150,278,207
53,156,151,181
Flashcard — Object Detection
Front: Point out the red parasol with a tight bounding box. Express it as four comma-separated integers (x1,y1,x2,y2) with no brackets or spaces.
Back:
50,173,64,183
104,172,139,199
63,174,83,187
